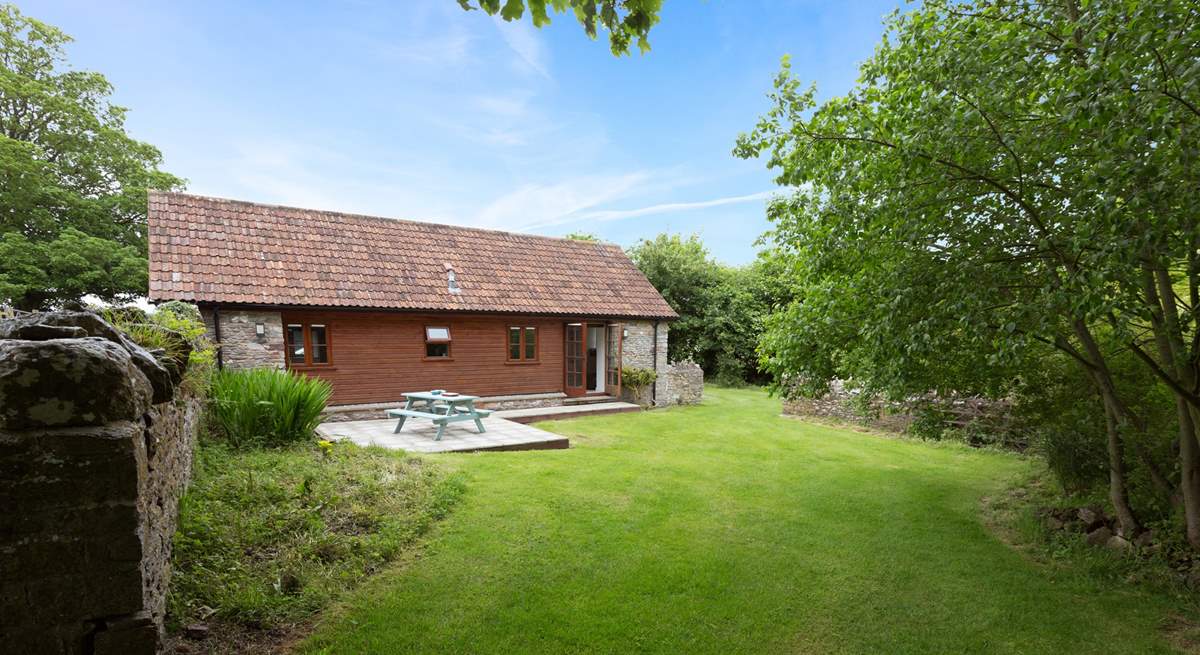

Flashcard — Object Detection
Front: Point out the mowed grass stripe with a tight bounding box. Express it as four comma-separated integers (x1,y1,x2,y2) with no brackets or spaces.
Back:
303,387,1176,654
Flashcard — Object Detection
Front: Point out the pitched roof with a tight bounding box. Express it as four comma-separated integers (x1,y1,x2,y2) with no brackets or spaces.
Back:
147,192,677,320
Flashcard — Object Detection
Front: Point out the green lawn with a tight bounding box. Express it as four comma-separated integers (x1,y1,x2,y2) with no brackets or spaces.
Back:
303,387,1179,654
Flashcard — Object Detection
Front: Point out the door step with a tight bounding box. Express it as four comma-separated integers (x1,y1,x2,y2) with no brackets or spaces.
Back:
495,401,640,424
563,395,619,406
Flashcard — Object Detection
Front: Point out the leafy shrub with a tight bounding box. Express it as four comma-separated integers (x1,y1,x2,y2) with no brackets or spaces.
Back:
209,369,332,449
102,302,216,397
621,366,658,400
1030,421,1108,495
906,403,954,441
1013,340,1175,513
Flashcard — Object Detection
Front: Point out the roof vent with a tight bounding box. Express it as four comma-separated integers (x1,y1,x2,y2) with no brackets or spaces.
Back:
445,263,461,294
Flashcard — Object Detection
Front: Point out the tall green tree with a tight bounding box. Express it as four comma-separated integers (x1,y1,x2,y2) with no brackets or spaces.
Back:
0,4,183,310
628,233,789,383
455,0,661,55
627,234,721,365
737,0,1200,544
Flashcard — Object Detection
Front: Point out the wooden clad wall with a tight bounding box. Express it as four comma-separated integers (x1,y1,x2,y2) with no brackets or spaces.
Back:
281,310,565,405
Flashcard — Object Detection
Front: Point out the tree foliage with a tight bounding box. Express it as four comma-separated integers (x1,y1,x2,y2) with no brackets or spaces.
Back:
0,4,183,309
455,0,661,55
737,0,1200,544
628,233,793,384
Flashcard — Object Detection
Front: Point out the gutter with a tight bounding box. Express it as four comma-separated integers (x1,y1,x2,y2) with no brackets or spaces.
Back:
176,300,677,321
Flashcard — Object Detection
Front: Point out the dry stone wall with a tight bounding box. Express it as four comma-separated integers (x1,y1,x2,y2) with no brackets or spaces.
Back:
663,361,703,405
782,381,915,432
782,380,1015,437
0,311,202,654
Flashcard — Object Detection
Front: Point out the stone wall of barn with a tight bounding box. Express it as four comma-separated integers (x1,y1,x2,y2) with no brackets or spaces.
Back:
200,308,285,369
621,320,678,406
0,311,201,654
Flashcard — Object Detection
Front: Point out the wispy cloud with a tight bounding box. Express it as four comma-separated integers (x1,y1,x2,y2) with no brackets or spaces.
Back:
202,138,466,225
571,190,779,223
475,172,655,229
492,16,551,78
370,30,474,65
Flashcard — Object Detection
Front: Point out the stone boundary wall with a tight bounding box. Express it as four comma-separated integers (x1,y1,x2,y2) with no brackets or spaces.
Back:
0,311,202,654
782,385,914,432
662,361,703,406
781,380,1013,435
199,308,284,369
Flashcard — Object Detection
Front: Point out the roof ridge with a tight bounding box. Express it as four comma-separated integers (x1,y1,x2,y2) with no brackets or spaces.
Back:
151,191,622,250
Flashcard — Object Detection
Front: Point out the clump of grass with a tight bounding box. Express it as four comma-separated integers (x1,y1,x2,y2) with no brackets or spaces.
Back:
101,301,217,397
209,369,332,449
169,440,464,630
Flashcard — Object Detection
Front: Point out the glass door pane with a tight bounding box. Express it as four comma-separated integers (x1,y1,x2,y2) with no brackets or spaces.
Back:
606,324,621,390
565,323,586,395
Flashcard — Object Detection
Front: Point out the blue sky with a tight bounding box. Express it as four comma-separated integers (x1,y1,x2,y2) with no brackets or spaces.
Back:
24,0,903,264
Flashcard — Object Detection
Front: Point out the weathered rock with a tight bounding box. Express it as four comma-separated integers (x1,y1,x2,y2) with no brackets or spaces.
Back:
93,611,158,655
2,309,201,654
0,337,153,429
0,323,88,340
1134,531,1155,548
1106,534,1133,553
1086,526,1113,547
184,624,210,640
0,311,175,403
1077,507,1106,531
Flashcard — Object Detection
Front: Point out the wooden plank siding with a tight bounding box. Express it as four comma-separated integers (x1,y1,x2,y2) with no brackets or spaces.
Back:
280,310,566,405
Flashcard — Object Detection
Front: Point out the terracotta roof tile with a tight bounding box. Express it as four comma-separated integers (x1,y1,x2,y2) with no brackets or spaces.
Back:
147,192,677,320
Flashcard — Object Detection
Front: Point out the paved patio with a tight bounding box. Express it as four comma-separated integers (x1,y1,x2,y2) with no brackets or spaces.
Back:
316,415,569,453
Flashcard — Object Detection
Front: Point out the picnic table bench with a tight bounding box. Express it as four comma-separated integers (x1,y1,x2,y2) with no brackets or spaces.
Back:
387,391,493,441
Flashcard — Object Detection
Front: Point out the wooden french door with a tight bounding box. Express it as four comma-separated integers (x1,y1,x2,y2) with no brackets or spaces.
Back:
606,324,622,397
565,323,586,396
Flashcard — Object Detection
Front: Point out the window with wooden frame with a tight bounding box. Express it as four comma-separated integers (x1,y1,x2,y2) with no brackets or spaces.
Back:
425,326,452,359
507,326,538,362
285,323,331,367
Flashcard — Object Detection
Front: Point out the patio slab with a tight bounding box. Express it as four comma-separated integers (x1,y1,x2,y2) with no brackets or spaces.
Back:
495,401,640,423
316,415,569,453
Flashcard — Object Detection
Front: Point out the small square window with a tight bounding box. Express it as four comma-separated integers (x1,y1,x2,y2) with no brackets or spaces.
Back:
286,324,305,364
524,327,537,360
508,327,522,360
310,325,329,364
425,326,451,358
506,325,538,361
284,322,332,366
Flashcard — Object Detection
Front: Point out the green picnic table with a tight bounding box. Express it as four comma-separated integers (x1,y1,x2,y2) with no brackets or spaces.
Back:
387,391,493,441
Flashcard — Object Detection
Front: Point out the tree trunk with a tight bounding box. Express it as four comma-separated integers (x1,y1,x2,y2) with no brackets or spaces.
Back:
1097,388,1142,536
1144,265,1200,548
1070,321,1141,536
1178,405,1200,547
